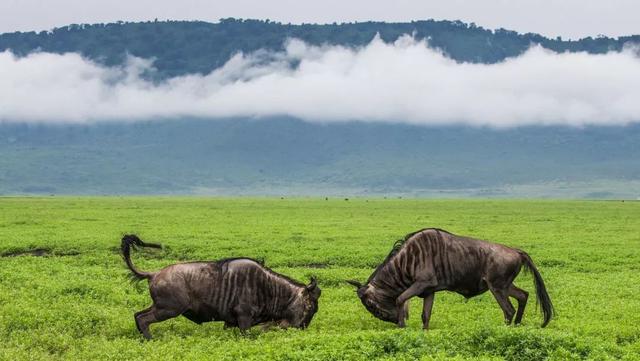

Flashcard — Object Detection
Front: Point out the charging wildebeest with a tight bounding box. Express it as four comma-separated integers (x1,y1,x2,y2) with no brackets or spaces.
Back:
347,228,553,329
121,235,321,339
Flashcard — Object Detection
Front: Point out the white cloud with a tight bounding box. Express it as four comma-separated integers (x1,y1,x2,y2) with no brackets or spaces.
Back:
1,35,640,127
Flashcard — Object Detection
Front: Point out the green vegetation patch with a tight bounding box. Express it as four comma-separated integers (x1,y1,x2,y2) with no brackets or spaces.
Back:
0,198,638,360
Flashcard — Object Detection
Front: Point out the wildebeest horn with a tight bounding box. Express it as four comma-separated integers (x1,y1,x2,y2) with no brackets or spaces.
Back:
345,280,362,288
307,276,318,290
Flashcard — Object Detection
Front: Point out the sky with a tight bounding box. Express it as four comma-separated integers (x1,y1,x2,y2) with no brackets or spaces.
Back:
3,37,640,127
1,0,639,39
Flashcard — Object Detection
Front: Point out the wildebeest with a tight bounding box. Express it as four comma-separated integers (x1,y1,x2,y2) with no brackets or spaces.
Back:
347,228,553,329
121,235,321,339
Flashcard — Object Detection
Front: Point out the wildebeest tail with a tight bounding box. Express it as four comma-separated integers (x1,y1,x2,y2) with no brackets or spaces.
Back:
519,250,554,327
121,234,161,281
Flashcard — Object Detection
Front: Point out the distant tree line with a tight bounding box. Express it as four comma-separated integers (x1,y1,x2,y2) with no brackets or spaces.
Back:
1,18,638,79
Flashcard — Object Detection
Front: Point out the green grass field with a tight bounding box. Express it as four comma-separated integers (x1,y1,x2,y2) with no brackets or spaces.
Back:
0,198,639,360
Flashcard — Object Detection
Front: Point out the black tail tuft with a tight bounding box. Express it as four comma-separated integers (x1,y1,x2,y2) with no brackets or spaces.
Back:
121,234,161,281
121,234,161,252
520,251,554,327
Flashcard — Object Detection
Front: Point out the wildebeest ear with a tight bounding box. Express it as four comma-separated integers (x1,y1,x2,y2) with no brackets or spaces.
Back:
345,280,362,289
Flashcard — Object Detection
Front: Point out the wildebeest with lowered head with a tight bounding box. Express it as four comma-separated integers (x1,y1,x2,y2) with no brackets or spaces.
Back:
347,228,553,329
121,235,321,339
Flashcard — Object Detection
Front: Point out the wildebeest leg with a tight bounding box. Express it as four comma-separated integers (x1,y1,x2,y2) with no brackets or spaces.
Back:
396,281,430,328
403,301,410,320
508,285,529,325
421,293,435,330
488,286,516,325
135,306,183,340
134,306,152,334
182,310,205,325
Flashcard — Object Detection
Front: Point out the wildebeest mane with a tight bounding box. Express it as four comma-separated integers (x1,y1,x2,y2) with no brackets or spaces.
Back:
216,257,307,288
367,228,452,283
216,256,265,266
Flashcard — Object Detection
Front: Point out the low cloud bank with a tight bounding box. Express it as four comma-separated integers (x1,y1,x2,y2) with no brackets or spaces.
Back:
2,36,640,126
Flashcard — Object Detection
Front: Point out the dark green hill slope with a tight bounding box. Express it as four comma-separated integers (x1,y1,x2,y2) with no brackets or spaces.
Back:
1,19,638,78
1,118,639,197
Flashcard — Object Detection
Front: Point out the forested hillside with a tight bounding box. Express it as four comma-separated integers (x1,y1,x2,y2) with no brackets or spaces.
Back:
1,18,637,78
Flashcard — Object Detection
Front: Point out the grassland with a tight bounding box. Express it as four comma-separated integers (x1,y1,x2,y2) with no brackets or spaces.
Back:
0,197,639,360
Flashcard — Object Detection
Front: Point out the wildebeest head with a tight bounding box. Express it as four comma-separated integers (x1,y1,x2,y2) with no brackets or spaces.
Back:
291,277,322,328
346,280,398,323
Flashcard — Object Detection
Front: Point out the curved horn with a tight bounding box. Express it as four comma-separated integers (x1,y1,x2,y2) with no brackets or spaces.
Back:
345,280,362,288
307,276,318,290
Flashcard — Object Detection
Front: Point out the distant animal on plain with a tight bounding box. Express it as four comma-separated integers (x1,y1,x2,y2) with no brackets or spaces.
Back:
121,235,321,339
347,228,553,329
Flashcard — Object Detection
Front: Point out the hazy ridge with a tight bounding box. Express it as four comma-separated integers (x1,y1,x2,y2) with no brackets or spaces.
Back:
1,118,639,198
